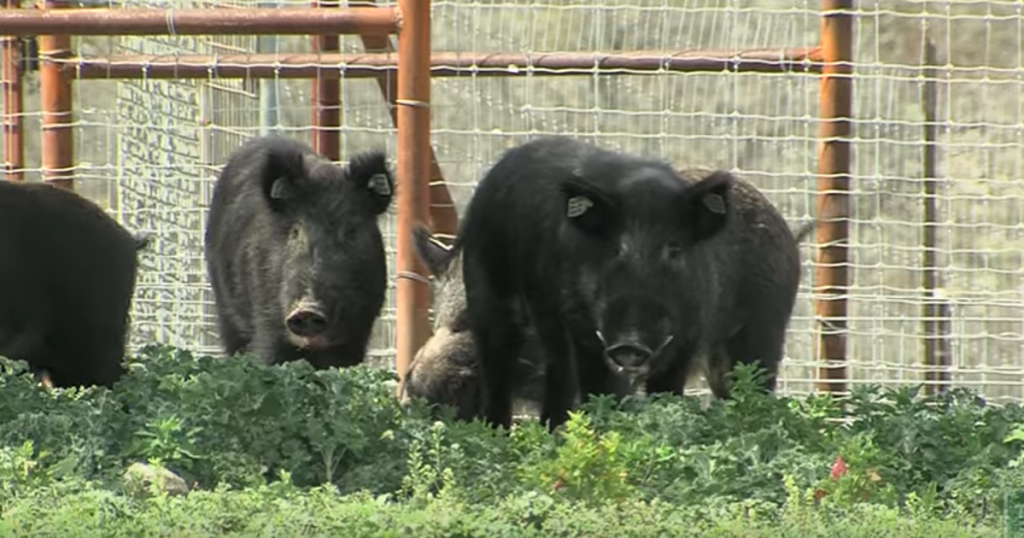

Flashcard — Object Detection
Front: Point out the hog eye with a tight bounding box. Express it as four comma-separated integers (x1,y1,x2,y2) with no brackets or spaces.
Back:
665,241,685,260
289,226,301,240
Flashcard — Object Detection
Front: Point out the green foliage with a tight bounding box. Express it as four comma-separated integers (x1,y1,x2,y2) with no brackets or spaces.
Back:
523,411,636,503
2,348,1024,534
0,481,1005,537
0,346,420,494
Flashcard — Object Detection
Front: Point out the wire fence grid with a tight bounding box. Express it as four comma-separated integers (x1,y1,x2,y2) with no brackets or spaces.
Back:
2,0,1023,401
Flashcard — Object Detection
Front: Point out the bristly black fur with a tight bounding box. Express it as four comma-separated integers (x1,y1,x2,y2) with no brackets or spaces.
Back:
0,180,145,388
402,224,546,421
204,134,395,370
452,135,803,431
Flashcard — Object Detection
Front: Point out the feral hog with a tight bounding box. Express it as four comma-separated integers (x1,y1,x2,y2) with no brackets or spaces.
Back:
453,135,802,429
204,135,395,368
0,181,148,388
398,226,544,420
402,201,822,419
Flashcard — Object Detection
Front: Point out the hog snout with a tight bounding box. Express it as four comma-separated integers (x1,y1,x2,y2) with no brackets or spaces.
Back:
598,331,675,393
286,303,329,338
604,342,653,370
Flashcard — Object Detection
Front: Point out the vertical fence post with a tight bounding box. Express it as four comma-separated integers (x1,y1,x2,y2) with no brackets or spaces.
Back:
1,0,24,181
814,0,853,395
921,32,952,396
258,0,281,136
37,0,73,190
394,0,432,395
311,0,340,161
349,0,459,241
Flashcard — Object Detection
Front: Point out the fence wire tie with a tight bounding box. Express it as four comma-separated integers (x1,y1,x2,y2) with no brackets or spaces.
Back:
816,316,843,333
778,49,790,72
395,99,429,109
165,8,177,37
397,271,430,285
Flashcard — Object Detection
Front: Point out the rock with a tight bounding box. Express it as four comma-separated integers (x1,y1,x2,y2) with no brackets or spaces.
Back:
123,462,189,496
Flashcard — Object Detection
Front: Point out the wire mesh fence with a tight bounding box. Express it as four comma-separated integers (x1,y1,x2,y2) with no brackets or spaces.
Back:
1,0,1023,401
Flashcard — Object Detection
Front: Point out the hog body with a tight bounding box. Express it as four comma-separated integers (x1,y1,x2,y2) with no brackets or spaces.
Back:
404,200,819,420
204,135,395,368
452,135,803,429
399,227,544,420
0,181,148,388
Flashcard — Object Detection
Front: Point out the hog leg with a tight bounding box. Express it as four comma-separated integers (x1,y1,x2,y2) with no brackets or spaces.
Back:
713,326,785,399
529,310,578,431
464,263,523,430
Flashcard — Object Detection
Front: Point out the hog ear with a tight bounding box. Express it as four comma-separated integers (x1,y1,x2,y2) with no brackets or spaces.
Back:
262,176,295,213
346,149,395,215
259,143,310,212
683,170,735,241
560,176,617,235
133,231,154,252
413,224,455,276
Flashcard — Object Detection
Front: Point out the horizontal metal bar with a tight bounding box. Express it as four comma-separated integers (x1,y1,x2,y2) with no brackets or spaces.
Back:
57,47,823,79
0,7,397,36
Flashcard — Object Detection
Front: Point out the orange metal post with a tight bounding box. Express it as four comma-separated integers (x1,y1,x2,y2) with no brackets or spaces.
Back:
37,0,73,190
814,0,853,395
311,0,340,161
350,0,458,240
1,0,24,181
0,7,398,36
394,0,432,394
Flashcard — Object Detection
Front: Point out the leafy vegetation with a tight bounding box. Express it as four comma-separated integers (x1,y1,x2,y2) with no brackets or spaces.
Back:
1,345,1023,535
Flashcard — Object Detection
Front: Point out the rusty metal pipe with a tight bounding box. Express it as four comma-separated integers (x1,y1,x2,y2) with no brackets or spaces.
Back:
38,0,73,190
0,7,398,36
311,0,340,161
1,0,23,181
814,0,853,395
350,0,458,242
60,47,824,79
394,0,431,396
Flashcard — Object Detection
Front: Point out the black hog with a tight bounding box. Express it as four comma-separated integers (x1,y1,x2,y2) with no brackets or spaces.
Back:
0,180,148,388
452,135,803,430
204,135,395,369
398,226,544,420
402,201,822,421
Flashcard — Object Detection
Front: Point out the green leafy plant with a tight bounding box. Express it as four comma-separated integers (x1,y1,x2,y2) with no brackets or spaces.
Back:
2,345,1024,531
523,411,636,504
